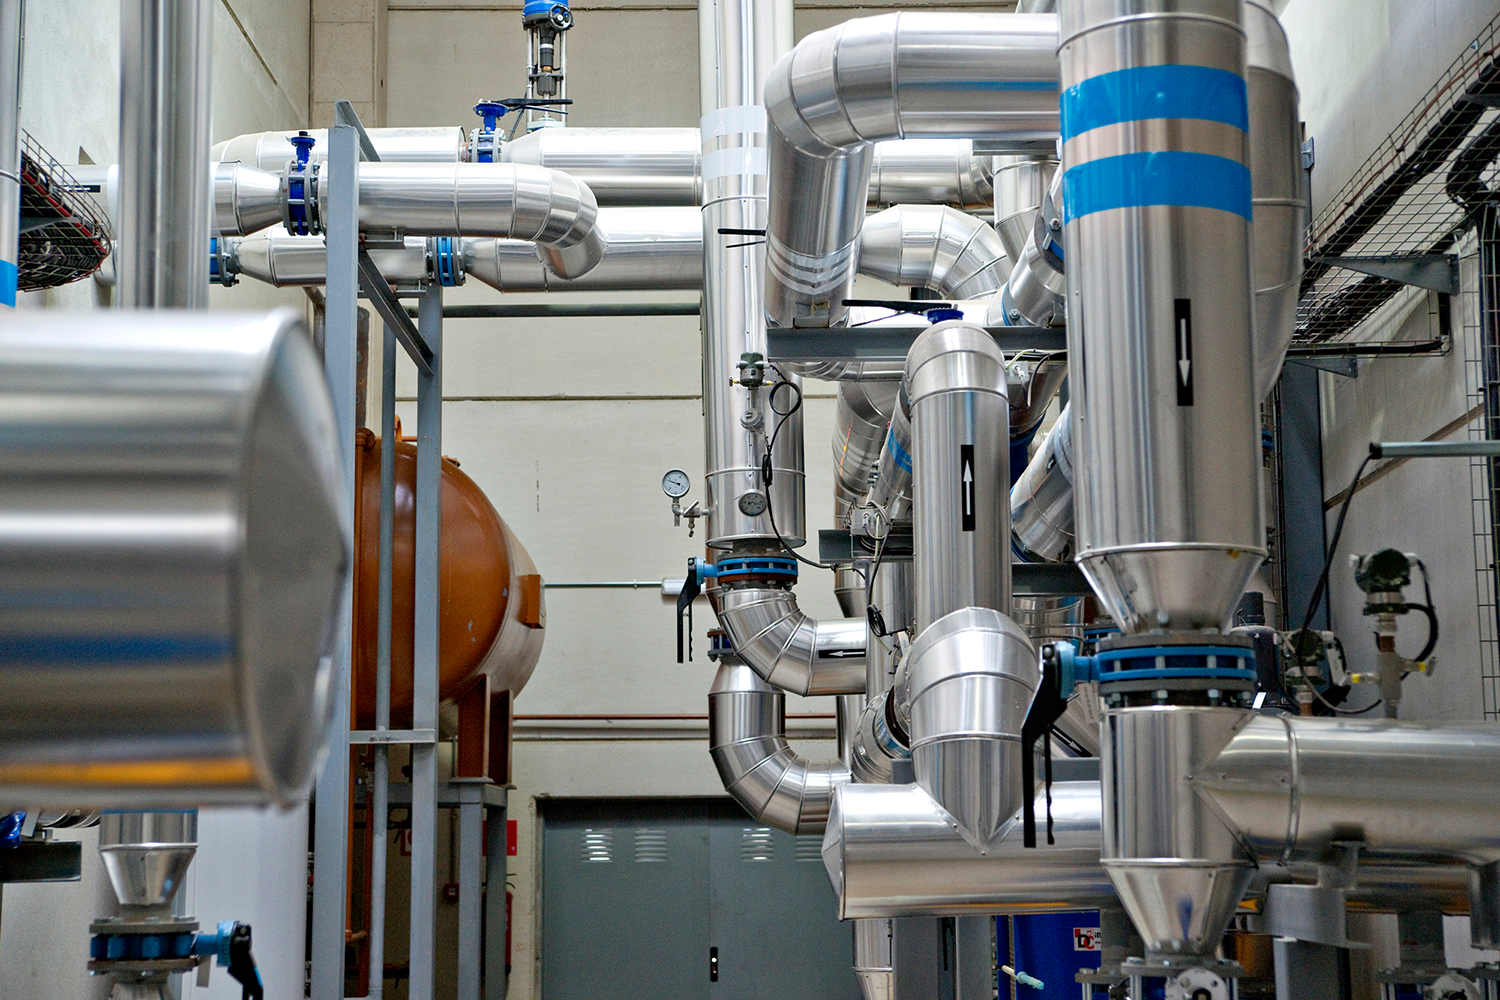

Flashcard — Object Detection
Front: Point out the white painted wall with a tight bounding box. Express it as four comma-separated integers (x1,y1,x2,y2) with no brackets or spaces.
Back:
0,3,313,998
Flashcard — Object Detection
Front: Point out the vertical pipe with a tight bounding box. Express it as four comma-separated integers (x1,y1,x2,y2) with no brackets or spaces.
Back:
484,798,509,1000
457,800,484,1000
117,0,212,308
310,122,361,1000
699,0,804,551
0,0,21,308
409,282,444,1000
367,322,398,1000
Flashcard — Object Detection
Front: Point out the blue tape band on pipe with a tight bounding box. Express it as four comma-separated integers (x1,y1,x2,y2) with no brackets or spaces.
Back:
0,259,15,307
887,427,912,475
1063,151,1252,221
1060,65,1249,141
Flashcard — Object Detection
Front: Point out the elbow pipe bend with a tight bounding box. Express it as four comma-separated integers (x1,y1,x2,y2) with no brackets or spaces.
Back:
857,205,1010,301
709,663,851,835
709,584,867,697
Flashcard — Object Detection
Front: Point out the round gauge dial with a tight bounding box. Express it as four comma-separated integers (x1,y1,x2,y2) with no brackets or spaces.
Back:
661,468,692,499
737,491,768,516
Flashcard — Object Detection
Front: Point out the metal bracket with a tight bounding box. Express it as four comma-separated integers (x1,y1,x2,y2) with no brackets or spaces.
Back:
334,100,381,162
1316,254,1460,295
1289,356,1358,379
358,250,435,374
349,728,438,745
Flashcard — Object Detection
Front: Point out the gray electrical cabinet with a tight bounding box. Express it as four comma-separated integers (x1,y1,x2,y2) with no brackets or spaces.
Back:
539,798,859,1000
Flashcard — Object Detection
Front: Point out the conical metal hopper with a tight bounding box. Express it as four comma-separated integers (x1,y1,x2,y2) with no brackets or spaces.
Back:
1103,860,1255,959
98,811,197,907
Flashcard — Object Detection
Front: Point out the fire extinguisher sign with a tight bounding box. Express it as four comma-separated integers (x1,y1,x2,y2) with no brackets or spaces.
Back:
1073,926,1102,952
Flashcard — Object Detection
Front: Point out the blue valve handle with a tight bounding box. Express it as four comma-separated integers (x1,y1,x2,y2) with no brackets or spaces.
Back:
289,131,315,168
474,101,511,134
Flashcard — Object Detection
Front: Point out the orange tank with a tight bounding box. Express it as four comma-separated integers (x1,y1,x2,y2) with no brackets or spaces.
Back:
351,428,544,730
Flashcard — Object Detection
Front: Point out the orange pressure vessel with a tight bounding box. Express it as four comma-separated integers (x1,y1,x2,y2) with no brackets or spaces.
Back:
350,429,544,729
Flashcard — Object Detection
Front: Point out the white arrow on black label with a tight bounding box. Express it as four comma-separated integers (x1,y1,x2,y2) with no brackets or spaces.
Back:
961,444,976,531
1174,298,1194,407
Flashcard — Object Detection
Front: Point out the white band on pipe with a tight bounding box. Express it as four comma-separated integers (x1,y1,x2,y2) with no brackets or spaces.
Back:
700,105,767,138
702,146,767,181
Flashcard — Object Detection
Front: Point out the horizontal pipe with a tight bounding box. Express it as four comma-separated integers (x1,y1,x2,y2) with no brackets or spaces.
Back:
709,584,866,696
428,303,699,319
856,205,1010,301
214,126,466,169
709,663,850,835
1370,441,1500,459
465,205,701,292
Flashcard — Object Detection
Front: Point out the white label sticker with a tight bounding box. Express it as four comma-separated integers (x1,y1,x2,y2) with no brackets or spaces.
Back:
1073,927,1101,952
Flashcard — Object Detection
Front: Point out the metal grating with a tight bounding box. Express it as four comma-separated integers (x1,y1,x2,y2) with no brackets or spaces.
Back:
794,835,822,862
580,828,613,863
16,131,110,291
633,828,667,863
1296,12,1500,346
740,827,774,863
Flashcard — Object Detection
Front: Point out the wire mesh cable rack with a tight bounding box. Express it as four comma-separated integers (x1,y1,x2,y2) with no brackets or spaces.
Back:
1297,13,1500,350
17,130,111,291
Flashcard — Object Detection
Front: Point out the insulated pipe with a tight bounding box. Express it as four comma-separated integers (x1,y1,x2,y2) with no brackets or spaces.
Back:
905,321,1011,630
119,0,212,308
229,233,430,288
1245,0,1306,399
1193,715,1500,866
708,584,867,696
867,387,913,520
992,155,1058,263
1011,403,1075,563
893,607,1037,850
0,0,21,308
214,126,467,169
1062,0,1264,634
763,12,1059,327
833,380,899,526
867,139,993,210
500,126,703,206
986,167,1065,328
856,206,1009,301
709,662,850,835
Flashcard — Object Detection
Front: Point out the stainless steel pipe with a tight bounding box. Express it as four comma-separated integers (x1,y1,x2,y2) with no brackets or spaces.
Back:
857,206,1010,301
709,661,850,834
834,381,899,525
905,321,1011,630
119,0,213,308
0,0,21,308
500,126,702,206
868,140,993,210
764,12,1059,327
0,310,348,805
992,155,1058,264
1061,0,1264,634
1011,403,1075,563
709,584,866,696
987,168,1066,328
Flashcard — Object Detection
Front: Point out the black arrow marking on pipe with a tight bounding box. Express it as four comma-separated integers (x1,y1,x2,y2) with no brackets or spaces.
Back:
961,444,976,531
818,649,865,659
1175,298,1194,407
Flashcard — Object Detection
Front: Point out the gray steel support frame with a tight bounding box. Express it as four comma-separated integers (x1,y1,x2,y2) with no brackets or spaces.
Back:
310,121,360,1000
484,796,509,1000
457,799,484,1000
409,282,443,1000
1280,361,1330,630
368,321,398,1000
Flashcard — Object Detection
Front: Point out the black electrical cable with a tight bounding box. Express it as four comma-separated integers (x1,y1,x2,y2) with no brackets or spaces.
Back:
761,378,838,572
1409,557,1440,663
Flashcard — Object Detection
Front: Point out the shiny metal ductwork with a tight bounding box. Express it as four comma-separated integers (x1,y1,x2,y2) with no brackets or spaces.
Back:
1011,403,1075,563
867,139,993,210
709,661,850,835
709,585,866,696
986,168,1066,328
499,126,703,205
763,12,1060,328
214,125,467,168
228,232,431,288
992,154,1058,263
1006,353,1068,445
0,310,349,805
833,380,899,528
1245,0,1306,399
856,206,1010,301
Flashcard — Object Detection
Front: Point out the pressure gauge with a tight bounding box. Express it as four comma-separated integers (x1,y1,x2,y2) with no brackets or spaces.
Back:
737,490,768,516
662,469,692,499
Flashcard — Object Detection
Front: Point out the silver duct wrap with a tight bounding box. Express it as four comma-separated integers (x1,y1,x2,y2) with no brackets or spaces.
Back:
905,322,1010,630
214,162,293,239
709,584,867,696
499,126,703,206
833,381,899,527
857,205,1010,301
1245,0,1306,399
1061,0,1263,634
213,125,467,168
1011,403,1075,563
867,139,993,210
708,662,849,835
992,154,1058,263
466,205,703,291
986,167,1066,328
763,12,1060,327
230,233,429,288
0,310,348,805
894,608,1037,850
867,390,913,520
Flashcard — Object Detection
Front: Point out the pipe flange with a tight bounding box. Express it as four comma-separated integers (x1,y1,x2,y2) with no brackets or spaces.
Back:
714,555,798,588
280,159,322,236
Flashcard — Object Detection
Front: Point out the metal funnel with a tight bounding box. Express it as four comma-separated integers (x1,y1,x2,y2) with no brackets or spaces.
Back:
1077,545,1263,635
99,810,197,907
1103,860,1255,959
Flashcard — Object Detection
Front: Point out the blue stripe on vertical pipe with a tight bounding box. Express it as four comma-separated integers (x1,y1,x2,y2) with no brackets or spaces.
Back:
0,258,15,306
1063,151,1252,222
1060,65,1249,141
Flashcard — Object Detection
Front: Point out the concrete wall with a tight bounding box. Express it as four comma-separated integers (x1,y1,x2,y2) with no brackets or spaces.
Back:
1275,0,1500,721
0,3,312,999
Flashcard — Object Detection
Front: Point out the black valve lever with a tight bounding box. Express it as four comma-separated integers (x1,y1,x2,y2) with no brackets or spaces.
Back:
226,923,264,1000
1021,646,1071,848
677,557,702,663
